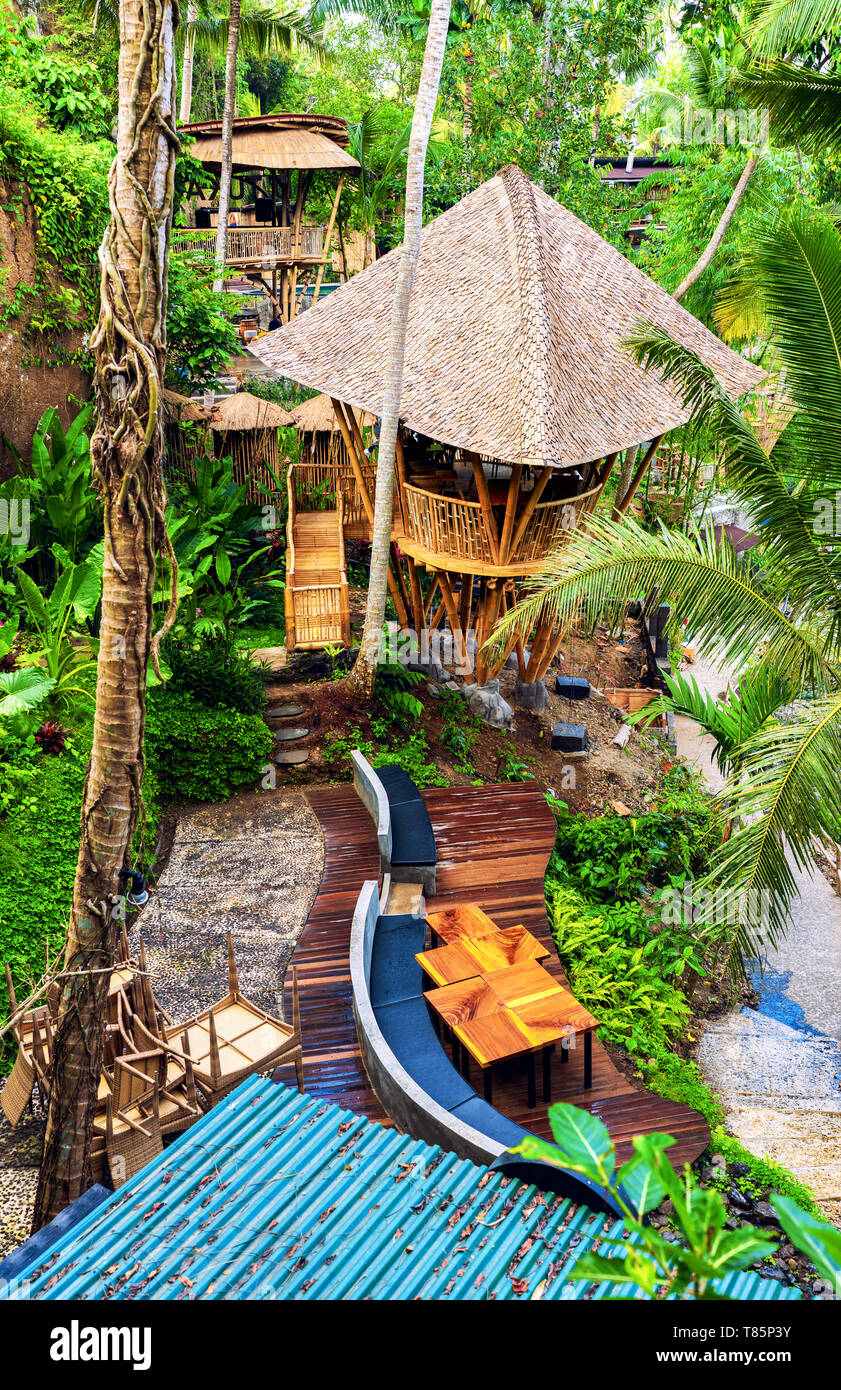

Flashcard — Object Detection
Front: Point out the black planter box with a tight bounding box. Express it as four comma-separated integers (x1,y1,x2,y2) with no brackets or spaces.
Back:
552,722,588,752
555,676,590,701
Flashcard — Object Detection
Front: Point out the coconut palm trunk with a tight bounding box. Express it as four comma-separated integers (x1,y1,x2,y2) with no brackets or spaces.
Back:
347,0,452,703
32,0,180,1228
672,154,759,302
213,0,242,292
180,0,198,124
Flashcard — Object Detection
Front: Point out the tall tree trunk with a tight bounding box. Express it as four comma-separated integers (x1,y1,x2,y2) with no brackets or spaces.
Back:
213,0,242,293
179,0,198,125
672,155,759,303
346,0,452,704
33,0,180,1228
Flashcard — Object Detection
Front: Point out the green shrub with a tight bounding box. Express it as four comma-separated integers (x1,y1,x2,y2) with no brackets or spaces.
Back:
145,688,272,801
163,635,266,714
550,766,719,902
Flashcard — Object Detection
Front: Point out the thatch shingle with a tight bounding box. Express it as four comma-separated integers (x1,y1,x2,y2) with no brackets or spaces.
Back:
163,388,213,423
250,165,764,468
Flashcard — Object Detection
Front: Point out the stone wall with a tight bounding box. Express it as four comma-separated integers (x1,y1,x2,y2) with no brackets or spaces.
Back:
0,177,92,478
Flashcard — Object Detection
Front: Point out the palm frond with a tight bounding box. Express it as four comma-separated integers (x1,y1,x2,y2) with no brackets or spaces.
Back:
490,511,841,692
625,326,841,640
703,693,841,970
188,5,325,61
737,63,841,156
628,666,792,773
749,0,841,56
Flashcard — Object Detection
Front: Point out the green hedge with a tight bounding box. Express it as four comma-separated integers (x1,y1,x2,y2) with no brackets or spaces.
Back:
145,688,272,802
0,728,161,1071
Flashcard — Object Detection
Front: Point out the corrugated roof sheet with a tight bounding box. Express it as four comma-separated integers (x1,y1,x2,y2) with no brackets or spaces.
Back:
4,1078,800,1301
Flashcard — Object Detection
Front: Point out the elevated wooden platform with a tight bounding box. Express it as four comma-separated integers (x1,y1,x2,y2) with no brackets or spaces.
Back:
279,784,710,1167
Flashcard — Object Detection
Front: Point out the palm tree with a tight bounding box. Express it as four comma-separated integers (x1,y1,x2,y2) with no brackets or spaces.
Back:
346,0,453,702
493,203,841,973
33,0,181,1225
213,0,243,291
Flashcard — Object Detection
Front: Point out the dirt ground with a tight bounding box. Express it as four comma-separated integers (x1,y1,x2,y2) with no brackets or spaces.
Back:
268,614,674,815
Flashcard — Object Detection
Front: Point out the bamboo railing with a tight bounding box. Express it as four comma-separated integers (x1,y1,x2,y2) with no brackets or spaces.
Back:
403,485,495,564
401,484,602,567
171,225,324,264
284,465,351,652
294,456,377,530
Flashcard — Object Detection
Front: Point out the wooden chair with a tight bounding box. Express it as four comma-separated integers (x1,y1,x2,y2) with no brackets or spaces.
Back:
0,964,54,1125
129,1018,203,1135
165,934,304,1107
103,1050,164,1187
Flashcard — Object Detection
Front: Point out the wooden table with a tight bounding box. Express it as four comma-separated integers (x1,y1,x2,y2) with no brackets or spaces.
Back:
416,924,550,986
426,903,499,945
423,960,598,1107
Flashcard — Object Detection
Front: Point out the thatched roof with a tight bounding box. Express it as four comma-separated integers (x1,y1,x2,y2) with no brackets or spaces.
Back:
182,113,360,173
290,393,376,434
163,388,212,423
251,165,764,468
209,392,295,432
752,373,795,455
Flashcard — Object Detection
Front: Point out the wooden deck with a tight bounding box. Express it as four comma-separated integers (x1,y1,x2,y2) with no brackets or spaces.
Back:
278,783,710,1167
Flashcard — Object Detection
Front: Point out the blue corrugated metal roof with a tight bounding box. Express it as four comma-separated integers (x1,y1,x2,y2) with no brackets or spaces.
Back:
3,1078,800,1301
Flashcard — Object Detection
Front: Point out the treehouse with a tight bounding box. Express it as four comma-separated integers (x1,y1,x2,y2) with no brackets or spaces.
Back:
173,113,360,324
251,165,762,677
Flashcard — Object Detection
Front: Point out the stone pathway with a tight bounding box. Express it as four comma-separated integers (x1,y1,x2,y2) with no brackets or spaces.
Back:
674,652,841,1222
141,788,324,1021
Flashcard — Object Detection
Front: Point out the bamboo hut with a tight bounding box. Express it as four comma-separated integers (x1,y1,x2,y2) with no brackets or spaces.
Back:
291,394,377,532
174,114,360,324
163,388,214,482
251,164,764,679
209,392,295,504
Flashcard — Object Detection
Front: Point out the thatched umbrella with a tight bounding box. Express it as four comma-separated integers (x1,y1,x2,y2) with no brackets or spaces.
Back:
209,391,295,503
250,165,765,683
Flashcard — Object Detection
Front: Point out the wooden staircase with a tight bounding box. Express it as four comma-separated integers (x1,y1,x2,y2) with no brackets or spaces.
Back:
285,465,351,652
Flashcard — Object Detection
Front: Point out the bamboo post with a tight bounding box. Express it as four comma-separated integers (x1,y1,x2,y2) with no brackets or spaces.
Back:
312,174,345,308
498,464,523,562
332,398,374,525
508,465,553,559
407,554,425,633
467,453,500,563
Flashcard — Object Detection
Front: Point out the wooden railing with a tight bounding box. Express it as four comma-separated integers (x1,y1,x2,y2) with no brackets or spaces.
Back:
171,225,324,263
401,482,602,567
285,465,351,652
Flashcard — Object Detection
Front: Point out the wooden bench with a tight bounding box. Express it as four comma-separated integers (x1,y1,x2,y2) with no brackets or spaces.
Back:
351,750,437,893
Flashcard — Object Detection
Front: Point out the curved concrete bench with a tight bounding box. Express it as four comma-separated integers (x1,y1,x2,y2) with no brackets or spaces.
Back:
350,880,621,1215
351,750,436,893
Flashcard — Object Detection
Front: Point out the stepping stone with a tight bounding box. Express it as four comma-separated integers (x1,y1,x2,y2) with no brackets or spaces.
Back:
274,748,310,766
275,726,309,743
265,704,304,719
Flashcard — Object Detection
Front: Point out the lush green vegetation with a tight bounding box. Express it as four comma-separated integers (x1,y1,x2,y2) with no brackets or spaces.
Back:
544,778,822,1216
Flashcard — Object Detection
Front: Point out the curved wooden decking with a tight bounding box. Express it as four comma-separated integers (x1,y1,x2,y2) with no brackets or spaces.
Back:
278,783,710,1167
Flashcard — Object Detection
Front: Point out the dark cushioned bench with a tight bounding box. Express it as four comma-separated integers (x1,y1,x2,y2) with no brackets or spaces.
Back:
375,766,436,869
366,909,620,1215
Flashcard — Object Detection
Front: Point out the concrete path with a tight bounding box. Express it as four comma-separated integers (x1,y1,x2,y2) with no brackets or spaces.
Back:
674,654,841,1221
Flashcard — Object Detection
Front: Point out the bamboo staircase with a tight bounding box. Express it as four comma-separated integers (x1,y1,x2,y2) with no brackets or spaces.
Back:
285,465,351,652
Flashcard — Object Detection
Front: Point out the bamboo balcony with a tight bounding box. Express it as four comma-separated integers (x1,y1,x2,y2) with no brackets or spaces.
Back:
171,224,325,266
400,482,602,574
